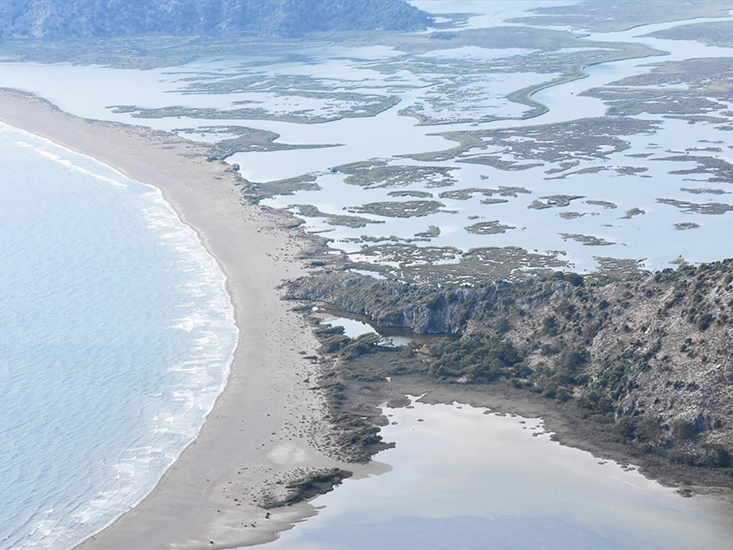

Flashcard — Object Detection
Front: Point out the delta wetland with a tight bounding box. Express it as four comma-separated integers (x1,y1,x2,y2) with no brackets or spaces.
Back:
5,0,733,547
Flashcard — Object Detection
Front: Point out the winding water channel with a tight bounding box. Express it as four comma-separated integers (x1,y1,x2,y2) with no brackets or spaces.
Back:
235,12,733,173
240,10,733,273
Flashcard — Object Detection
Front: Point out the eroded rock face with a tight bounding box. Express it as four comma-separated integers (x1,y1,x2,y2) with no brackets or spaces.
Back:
289,260,733,471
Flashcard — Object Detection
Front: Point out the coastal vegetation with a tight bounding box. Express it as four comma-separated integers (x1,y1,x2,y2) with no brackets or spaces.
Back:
260,468,354,509
110,91,401,124
287,259,733,486
175,125,337,156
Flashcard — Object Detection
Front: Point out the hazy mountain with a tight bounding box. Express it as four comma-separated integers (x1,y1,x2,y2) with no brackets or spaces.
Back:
0,0,433,40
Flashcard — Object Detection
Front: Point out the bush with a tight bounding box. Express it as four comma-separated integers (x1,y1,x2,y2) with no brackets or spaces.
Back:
495,317,511,335
614,416,637,440
556,349,588,374
543,315,558,336
703,444,732,468
671,419,699,441
697,313,714,331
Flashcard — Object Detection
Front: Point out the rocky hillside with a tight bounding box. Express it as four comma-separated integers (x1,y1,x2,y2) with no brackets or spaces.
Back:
289,262,733,475
0,0,433,39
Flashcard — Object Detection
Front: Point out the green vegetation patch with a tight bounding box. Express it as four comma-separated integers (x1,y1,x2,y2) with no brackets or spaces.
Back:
109,90,399,124
650,19,733,48
439,188,495,200
586,200,618,209
353,243,461,267
584,88,729,118
174,124,337,156
560,233,615,246
583,58,733,118
261,468,353,508
245,173,320,201
509,0,733,32
439,186,531,200
337,161,458,189
350,200,447,218
621,208,646,219
292,204,385,228
179,73,345,95
459,156,544,171
388,190,434,198
429,335,523,382
393,246,571,285
407,118,660,166
465,221,515,235
548,165,649,180
655,154,733,183
415,225,441,238
657,198,733,215
558,212,597,220
529,195,585,210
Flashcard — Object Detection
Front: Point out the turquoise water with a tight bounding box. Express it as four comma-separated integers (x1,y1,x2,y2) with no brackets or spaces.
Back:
0,124,238,549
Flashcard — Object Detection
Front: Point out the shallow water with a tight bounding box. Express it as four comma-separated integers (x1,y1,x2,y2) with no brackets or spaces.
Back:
0,125,237,549
264,398,733,550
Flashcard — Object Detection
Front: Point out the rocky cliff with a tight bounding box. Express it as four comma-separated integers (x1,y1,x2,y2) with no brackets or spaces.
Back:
289,262,733,475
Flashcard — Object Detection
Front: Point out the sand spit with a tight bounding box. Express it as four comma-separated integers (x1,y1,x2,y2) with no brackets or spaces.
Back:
0,88,373,549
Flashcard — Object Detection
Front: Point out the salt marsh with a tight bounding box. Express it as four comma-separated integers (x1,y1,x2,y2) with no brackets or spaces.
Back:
1,4,732,277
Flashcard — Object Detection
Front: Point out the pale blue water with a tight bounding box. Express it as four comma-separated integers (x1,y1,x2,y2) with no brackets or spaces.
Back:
0,124,238,549
267,399,733,550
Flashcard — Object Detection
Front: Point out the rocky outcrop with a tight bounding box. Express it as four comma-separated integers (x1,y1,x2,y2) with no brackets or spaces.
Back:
289,261,733,473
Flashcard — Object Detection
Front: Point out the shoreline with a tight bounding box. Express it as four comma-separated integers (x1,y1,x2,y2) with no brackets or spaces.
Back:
0,88,370,549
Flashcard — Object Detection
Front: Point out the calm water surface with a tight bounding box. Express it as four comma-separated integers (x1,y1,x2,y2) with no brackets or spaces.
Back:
264,398,733,550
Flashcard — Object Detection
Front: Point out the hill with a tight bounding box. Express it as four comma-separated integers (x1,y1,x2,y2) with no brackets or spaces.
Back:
0,0,433,40
288,261,733,482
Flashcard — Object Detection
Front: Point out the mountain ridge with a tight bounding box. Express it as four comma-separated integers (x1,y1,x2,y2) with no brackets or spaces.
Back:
0,0,433,40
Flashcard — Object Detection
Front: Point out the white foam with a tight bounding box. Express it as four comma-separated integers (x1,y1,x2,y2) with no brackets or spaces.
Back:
0,125,238,550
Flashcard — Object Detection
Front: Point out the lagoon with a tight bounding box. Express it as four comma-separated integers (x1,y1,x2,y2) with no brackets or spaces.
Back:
265,397,733,549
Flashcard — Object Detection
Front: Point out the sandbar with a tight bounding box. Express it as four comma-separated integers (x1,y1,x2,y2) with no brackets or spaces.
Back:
0,88,367,549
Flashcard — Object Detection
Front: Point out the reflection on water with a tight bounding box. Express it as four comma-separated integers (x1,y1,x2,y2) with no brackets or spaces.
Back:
265,397,733,550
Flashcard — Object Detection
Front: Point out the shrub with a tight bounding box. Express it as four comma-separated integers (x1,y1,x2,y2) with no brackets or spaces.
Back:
671,419,699,441
697,313,714,331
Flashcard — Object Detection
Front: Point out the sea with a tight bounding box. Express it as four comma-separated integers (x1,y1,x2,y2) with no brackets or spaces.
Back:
0,124,238,549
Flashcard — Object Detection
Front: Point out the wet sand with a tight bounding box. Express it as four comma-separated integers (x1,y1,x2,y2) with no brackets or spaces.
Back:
0,88,366,549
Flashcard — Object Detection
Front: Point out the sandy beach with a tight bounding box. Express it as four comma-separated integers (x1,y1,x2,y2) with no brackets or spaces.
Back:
0,88,370,549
